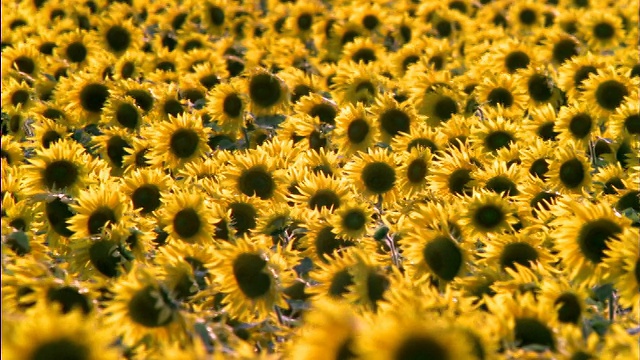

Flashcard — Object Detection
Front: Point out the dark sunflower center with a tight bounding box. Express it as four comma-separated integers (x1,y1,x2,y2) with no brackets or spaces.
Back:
570,351,595,360
309,189,341,211
291,84,312,103
120,61,135,79
88,240,122,278
355,80,375,97
361,161,396,194
66,42,87,63
624,114,640,134
170,128,199,158
88,207,116,235
435,20,453,38
173,208,201,239
530,191,559,216
173,273,199,300
43,160,78,190
39,42,56,55
232,253,271,299
406,158,428,183
394,335,450,360
351,48,376,64
230,202,257,236
529,158,549,179
46,198,75,237
514,317,556,351
156,61,176,72
31,338,89,360
105,25,131,52
423,236,463,281
135,148,150,168
46,286,91,314
554,292,581,324
486,176,519,196
363,14,379,30
238,166,274,200
315,226,353,262
408,138,438,153
128,285,176,327
106,136,131,168
519,8,537,25
578,218,622,263
552,38,579,64
310,103,337,126
593,22,614,40
573,66,597,89
328,269,354,298
473,204,504,231
222,93,243,118
366,272,389,310
347,118,370,144
132,184,161,214
199,74,220,90
634,258,640,285
42,130,62,149
402,55,420,71
424,94,452,121
615,190,640,212
485,131,514,151
79,83,109,113
559,158,585,189
568,113,592,138
528,74,554,102
603,177,624,195
115,102,140,129
343,210,366,231
294,13,312,31
448,168,472,196
379,109,411,137
595,80,628,111
11,90,29,106
487,87,514,108
207,5,225,26
163,99,184,118
13,56,35,74
505,51,530,73
125,89,154,112
499,242,538,270
249,73,282,108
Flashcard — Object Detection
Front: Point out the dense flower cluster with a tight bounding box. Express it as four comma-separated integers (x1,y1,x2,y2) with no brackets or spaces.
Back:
1,0,639,359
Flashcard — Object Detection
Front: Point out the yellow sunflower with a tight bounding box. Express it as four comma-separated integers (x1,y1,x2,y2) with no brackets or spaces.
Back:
475,73,528,118
56,71,112,124
213,234,295,322
579,10,625,50
481,229,555,274
160,189,218,245
1,78,34,110
307,248,360,302
608,97,640,139
555,101,601,148
67,182,132,240
603,227,640,317
396,147,433,198
246,67,289,116
557,52,609,101
546,141,592,193
333,102,379,155
470,114,520,155
328,200,375,241
460,190,518,239
289,172,351,213
206,78,247,135
539,276,589,326
428,143,479,199
344,147,399,206
148,113,211,171
2,303,121,360
330,61,384,105
95,16,142,55
100,94,145,131
121,168,172,216
223,150,286,202
581,67,636,118
551,198,631,285
516,65,564,111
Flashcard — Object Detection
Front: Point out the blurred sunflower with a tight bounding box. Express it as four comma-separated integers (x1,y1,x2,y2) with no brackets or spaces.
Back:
1,134,24,166
2,303,120,360
557,52,609,101
56,71,112,124
300,215,357,264
100,95,144,131
481,229,555,273
246,67,288,115
92,127,133,175
149,113,210,171
579,10,624,50
68,182,131,240
370,93,417,143
516,65,564,111
603,227,640,316
213,234,295,322
428,144,478,199
2,78,34,110
330,61,384,105
121,168,172,216
96,16,142,55
608,97,640,139
223,150,286,201
539,276,589,325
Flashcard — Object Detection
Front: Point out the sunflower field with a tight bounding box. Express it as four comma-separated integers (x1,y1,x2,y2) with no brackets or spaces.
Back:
1,0,639,358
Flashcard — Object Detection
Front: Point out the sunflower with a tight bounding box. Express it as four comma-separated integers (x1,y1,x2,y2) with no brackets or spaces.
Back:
27,116,68,151
330,61,384,105
54,29,100,66
121,137,152,173
285,2,324,39
557,52,609,101
581,67,636,117
603,227,639,316
159,189,218,245
546,142,592,193
516,65,564,111
205,78,247,134
401,226,469,284
1,42,41,80
91,127,133,175
552,101,601,150
100,94,144,131
474,159,523,197
333,102,379,155
347,251,392,311
148,113,210,171
1,78,34,110
104,265,188,347
327,200,375,241
358,313,476,360
55,71,112,124
370,93,418,143
2,302,120,360
223,150,286,201
406,69,463,125
278,67,321,104
551,198,631,285
217,192,268,238
121,168,172,217
21,139,106,197
95,16,142,55
396,147,433,198
539,276,589,326
475,73,528,118
428,144,478,199
198,0,230,34
213,234,295,322
488,39,538,75
486,292,558,356
508,1,546,32
307,248,360,301
245,67,288,116
344,147,399,206
608,97,640,139
112,78,157,116
470,114,520,155
541,30,582,65
592,163,627,196
579,10,624,50
288,298,360,360
290,171,351,214
299,214,358,264
1,134,24,166
390,40,424,78
460,190,518,238
342,37,385,66
481,229,555,275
